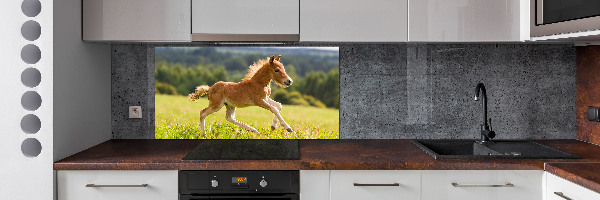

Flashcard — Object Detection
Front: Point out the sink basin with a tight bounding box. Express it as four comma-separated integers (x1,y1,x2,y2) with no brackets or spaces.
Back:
412,140,579,159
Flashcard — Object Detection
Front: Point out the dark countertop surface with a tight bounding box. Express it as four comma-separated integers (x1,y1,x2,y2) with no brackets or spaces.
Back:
54,139,600,170
545,162,600,194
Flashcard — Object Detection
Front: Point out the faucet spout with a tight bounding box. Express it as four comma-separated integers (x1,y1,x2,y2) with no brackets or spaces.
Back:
474,83,495,142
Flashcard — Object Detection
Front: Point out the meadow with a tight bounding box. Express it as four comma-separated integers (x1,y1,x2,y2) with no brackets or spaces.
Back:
155,94,339,139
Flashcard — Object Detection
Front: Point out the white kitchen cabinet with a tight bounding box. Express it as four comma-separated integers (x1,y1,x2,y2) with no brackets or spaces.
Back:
191,0,299,41
409,0,529,42
545,172,600,200
300,0,408,42
330,170,421,200
422,170,543,200
83,0,191,41
300,170,330,200
57,170,178,200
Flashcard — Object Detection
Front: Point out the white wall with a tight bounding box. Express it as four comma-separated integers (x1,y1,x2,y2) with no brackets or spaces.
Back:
0,0,54,199
53,0,111,162
0,0,110,199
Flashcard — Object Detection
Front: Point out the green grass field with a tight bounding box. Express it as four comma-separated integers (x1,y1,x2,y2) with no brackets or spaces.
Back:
155,94,339,139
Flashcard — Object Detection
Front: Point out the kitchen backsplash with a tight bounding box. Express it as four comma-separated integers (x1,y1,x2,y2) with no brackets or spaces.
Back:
112,43,576,139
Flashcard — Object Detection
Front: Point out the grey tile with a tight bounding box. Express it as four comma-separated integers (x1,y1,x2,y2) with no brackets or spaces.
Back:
340,44,407,75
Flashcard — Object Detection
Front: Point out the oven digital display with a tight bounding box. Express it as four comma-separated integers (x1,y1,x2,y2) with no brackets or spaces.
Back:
232,177,247,184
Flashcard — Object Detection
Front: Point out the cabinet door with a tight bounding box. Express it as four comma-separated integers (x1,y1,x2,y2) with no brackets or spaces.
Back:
330,170,420,200
57,170,178,200
409,0,529,41
300,0,408,42
191,0,299,41
300,170,330,200
83,0,191,41
422,170,542,200
546,172,600,200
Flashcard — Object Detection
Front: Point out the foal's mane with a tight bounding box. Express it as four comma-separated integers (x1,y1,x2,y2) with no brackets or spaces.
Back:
242,57,270,82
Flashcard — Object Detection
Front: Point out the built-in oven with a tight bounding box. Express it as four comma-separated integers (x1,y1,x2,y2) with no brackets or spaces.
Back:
531,0,600,37
179,171,299,200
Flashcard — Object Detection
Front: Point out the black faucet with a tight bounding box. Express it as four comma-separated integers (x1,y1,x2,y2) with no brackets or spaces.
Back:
474,83,495,143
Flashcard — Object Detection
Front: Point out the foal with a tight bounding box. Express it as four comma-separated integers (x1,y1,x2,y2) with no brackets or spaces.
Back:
188,55,294,134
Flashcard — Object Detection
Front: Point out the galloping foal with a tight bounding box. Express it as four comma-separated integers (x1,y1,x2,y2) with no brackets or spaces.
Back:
188,55,294,134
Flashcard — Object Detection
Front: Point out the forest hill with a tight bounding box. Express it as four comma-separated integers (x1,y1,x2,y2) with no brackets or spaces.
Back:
155,61,340,109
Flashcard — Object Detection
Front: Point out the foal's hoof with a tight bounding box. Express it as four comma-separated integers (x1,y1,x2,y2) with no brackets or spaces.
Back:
286,128,293,132
271,126,276,131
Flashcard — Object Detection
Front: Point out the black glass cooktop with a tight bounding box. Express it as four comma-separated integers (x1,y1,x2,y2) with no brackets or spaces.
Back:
182,140,299,160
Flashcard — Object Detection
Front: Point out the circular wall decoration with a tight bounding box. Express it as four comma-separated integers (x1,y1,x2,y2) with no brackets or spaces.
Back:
21,0,41,17
21,44,41,64
21,20,41,41
20,114,41,134
21,68,41,88
21,138,42,157
21,91,42,111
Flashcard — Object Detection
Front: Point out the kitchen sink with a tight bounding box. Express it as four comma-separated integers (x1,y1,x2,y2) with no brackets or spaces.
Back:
412,140,579,159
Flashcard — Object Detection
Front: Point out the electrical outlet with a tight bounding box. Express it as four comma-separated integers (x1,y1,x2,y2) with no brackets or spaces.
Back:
129,106,142,118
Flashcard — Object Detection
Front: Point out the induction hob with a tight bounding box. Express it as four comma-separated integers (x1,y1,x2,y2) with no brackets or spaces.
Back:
182,140,299,160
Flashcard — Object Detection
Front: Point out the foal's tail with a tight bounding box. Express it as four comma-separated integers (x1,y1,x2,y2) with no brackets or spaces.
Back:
188,85,210,102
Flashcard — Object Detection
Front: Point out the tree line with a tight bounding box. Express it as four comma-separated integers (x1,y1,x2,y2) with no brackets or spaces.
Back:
155,47,339,78
155,50,340,108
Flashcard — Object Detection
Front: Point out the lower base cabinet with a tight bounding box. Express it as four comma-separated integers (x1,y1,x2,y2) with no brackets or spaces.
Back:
56,169,600,200
545,172,600,200
57,170,178,200
422,170,543,200
330,170,421,200
300,170,545,200
300,170,330,200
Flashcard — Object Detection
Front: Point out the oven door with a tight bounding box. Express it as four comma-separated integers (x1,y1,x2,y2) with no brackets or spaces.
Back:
180,194,299,200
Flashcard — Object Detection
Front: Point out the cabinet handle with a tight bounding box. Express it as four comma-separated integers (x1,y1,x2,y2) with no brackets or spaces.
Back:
451,183,514,187
554,192,573,200
86,184,149,188
353,183,400,186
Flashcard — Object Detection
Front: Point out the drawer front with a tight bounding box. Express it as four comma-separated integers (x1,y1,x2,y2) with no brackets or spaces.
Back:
57,170,178,200
422,170,542,200
546,172,600,200
330,170,421,200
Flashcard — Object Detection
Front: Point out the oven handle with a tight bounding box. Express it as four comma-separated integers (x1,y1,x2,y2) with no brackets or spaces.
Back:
210,196,296,199
180,194,298,200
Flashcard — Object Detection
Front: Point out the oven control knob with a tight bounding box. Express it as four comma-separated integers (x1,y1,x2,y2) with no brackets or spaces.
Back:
211,180,219,188
259,179,267,187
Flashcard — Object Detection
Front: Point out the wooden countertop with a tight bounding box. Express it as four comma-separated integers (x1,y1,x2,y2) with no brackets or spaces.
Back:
54,139,600,171
54,139,600,193
545,162,600,194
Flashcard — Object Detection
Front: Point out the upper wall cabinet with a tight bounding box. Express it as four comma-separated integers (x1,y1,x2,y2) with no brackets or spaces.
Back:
191,0,300,42
409,0,529,42
300,0,408,42
83,0,191,42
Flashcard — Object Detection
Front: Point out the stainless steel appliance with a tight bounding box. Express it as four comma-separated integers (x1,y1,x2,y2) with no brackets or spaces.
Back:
532,0,600,37
179,171,299,199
